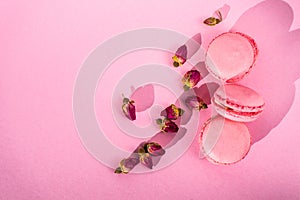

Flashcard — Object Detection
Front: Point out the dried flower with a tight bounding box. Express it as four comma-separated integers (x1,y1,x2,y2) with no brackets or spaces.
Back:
146,142,165,156
182,70,201,90
172,45,187,67
139,142,165,169
203,10,222,26
203,4,230,26
114,157,139,174
156,118,179,133
122,97,136,121
161,104,184,120
114,141,166,173
185,96,208,110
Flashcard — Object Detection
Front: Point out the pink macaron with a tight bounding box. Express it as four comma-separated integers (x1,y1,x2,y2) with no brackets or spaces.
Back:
200,116,251,165
205,32,258,83
212,84,265,122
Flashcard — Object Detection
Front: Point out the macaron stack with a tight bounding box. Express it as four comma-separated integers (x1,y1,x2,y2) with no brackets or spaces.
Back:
200,32,265,165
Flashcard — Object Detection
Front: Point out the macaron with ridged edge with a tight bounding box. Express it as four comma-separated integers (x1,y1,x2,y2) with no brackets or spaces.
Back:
205,32,258,83
199,116,251,165
212,84,265,122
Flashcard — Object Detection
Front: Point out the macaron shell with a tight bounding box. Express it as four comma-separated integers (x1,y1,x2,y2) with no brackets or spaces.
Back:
205,32,257,82
212,97,261,122
200,116,251,165
214,84,265,112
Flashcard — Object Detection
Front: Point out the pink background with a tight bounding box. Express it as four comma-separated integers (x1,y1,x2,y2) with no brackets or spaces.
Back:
1,0,300,199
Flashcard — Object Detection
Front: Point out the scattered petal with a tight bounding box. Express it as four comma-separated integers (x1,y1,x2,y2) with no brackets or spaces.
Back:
203,4,230,26
185,96,208,110
182,70,201,90
122,97,136,120
146,142,166,156
161,104,184,120
157,118,179,133
172,45,187,67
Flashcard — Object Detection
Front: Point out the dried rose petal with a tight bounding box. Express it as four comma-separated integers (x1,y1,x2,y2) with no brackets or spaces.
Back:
161,104,184,120
185,96,208,110
122,97,136,120
139,153,153,169
203,5,230,26
172,45,187,67
157,118,179,133
146,142,165,156
114,157,139,174
182,70,201,90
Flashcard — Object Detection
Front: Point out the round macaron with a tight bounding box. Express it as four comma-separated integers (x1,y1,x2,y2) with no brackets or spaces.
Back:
200,116,251,165
205,32,258,83
212,84,265,122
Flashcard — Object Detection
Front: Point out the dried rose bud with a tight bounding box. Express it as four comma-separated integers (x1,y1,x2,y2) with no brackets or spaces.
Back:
161,104,184,120
172,45,187,67
185,96,208,110
156,118,179,133
114,157,139,174
139,153,153,169
122,97,136,120
182,70,201,90
203,4,230,26
146,142,165,156
203,10,222,26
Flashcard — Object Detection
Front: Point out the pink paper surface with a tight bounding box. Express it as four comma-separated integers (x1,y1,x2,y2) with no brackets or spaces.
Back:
1,0,300,199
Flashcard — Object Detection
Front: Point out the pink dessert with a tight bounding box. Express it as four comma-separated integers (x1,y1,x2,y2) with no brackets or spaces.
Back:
212,84,265,122
205,32,258,82
200,116,251,165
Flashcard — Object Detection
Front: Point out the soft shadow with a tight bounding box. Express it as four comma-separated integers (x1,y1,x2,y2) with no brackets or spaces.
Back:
230,0,300,143
130,84,155,112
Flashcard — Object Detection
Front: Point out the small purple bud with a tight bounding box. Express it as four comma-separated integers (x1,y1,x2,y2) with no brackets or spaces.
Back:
146,142,165,156
122,97,136,121
172,45,187,67
161,104,184,120
182,70,201,90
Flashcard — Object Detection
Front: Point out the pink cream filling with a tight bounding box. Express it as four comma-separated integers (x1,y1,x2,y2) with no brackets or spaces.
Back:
213,97,263,118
